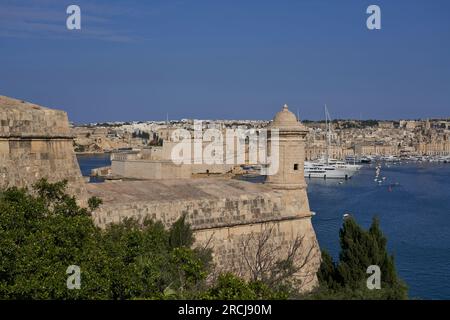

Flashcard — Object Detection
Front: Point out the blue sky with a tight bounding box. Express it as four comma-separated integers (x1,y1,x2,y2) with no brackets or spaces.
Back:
1,0,449,123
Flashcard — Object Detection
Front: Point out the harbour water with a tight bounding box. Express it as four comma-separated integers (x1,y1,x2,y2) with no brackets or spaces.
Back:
308,162,450,299
76,153,111,177
77,154,450,299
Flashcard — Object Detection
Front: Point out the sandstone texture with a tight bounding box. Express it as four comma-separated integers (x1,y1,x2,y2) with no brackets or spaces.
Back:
0,96,87,200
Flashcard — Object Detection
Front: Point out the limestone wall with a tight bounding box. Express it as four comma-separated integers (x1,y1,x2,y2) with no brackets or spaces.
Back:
0,96,86,200
88,180,319,292
195,217,320,292
90,185,310,230
111,159,191,179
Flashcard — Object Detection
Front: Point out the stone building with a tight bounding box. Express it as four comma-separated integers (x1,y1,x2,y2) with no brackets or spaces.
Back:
110,123,266,179
354,142,398,156
0,96,86,201
305,143,354,161
109,138,238,179
414,139,450,156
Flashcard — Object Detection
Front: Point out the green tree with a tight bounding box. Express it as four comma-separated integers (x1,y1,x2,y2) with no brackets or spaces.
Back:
169,213,194,249
0,180,106,299
312,217,408,300
0,179,212,299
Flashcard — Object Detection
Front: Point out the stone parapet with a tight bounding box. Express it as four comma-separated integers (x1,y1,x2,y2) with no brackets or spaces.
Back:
0,96,71,137
88,180,312,230
0,96,87,202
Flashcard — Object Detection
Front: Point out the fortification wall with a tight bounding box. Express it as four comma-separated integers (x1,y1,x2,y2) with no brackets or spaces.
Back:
195,217,320,292
0,96,86,200
89,183,311,229
111,159,191,179
88,181,319,292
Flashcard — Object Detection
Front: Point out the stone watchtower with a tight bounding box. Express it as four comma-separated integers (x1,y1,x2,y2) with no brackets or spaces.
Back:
266,104,312,216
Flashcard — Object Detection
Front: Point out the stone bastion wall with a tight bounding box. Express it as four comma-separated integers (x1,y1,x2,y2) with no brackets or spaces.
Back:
1,95,321,292
87,180,321,291
0,96,87,200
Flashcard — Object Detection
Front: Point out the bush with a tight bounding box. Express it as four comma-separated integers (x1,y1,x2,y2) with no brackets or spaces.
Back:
0,179,211,299
201,273,288,300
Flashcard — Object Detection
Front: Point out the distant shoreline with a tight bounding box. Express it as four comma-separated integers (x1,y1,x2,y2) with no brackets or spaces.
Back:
75,151,110,155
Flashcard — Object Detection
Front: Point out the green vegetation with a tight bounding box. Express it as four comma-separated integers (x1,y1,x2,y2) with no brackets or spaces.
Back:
0,179,210,299
0,180,407,299
132,130,150,140
309,217,408,299
336,120,379,129
201,273,288,300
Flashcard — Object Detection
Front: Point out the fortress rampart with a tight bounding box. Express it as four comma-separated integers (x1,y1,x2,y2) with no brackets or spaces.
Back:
87,105,321,291
87,179,320,291
1,96,321,293
0,96,87,199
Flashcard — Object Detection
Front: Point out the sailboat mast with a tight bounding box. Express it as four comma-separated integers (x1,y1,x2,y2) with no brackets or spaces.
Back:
325,104,330,165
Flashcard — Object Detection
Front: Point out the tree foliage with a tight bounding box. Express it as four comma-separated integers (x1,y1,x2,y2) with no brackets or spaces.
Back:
201,273,287,300
312,217,408,299
0,179,210,299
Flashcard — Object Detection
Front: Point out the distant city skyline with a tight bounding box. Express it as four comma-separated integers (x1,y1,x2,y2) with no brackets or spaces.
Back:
72,117,450,127
1,0,450,123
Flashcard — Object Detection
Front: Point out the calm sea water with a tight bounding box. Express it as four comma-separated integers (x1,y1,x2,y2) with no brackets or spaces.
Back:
308,162,450,300
76,153,111,177
76,154,450,299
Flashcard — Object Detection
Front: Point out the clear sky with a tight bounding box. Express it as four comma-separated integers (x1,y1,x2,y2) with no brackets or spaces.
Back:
1,0,449,123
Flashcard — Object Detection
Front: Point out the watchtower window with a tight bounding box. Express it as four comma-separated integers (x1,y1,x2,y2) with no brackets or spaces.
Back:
294,164,299,170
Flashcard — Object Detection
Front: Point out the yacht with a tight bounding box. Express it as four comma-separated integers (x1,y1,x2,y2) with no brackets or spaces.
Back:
345,155,372,164
303,105,361,179
360,156,372,164
321,157,362,172
304,161,354,179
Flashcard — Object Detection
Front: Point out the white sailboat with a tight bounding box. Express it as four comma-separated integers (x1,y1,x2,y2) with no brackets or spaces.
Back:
304,105,361,179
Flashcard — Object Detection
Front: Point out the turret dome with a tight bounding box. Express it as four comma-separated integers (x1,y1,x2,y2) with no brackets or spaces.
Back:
272,104,298,127
270,104,307,131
